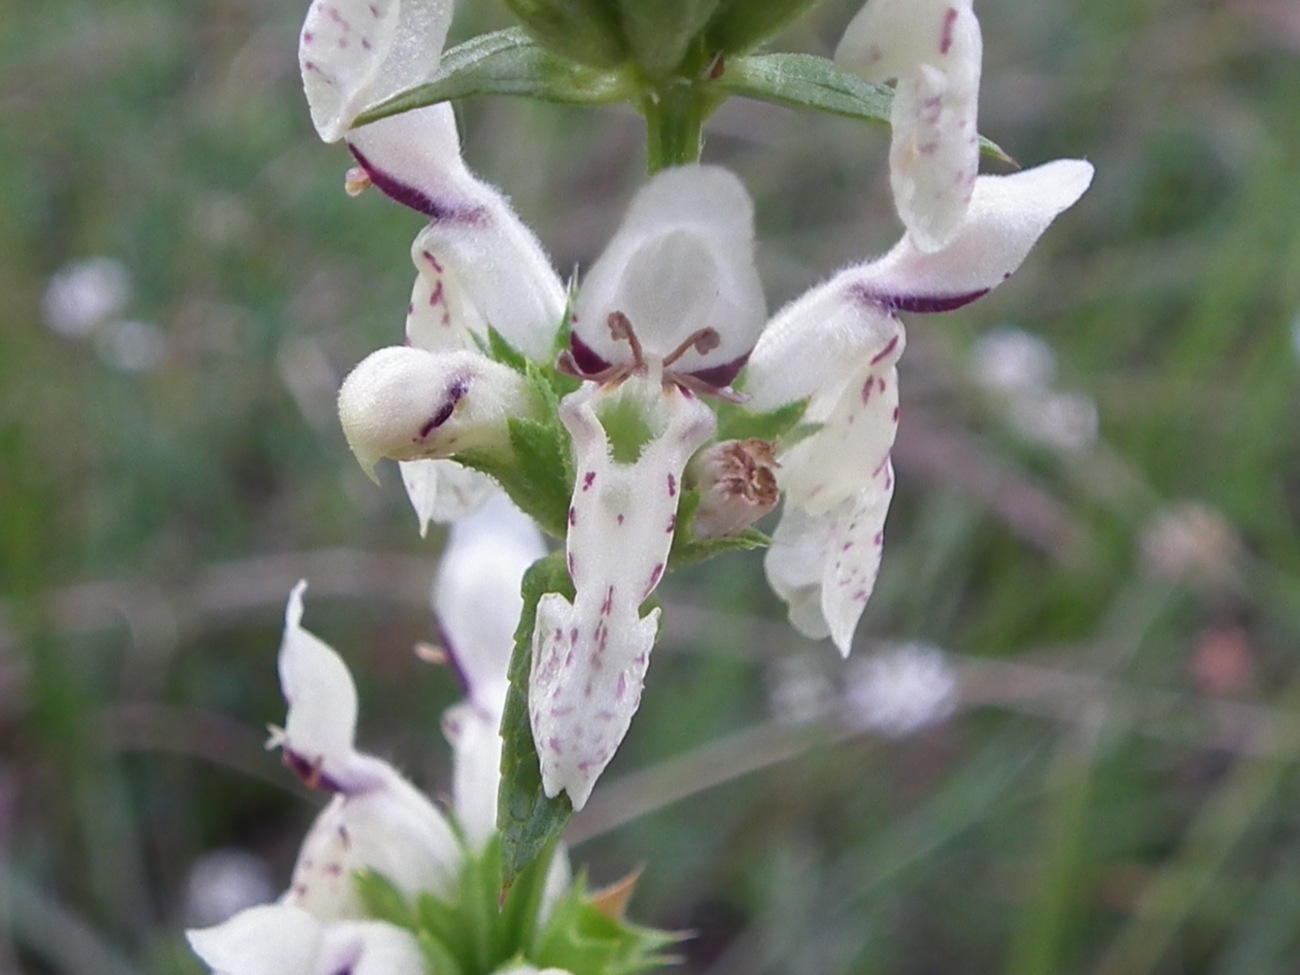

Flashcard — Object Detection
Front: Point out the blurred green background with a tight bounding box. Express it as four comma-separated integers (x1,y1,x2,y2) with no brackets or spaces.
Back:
3,0,1300,972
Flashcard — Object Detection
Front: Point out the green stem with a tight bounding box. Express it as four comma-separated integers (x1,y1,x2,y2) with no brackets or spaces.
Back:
642,83,707,174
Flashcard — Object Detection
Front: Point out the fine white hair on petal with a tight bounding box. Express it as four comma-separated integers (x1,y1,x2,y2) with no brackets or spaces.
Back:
746,268,902,413
278,581,363,785
300,0,454,142
187,903,324,975
398,459,497,537
854,159,1095,303
337,346,531,477
574,165,765,375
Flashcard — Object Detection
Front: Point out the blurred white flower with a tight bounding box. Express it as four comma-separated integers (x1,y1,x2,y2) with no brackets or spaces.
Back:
1007,389,1098,454
843,642,957,737
41,257,131,338
94,318,165,373
184,849,276,929
766,654,836,726
969,326,1057,394
189,904,424,975
1140,502,1240,587
434,494,546,848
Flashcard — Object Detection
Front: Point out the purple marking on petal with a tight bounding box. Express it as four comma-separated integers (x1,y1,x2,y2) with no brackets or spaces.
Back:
869,335,900,365
688,352,749,388
568,333,611,375
435,621,473,696
667,473,677,497
419,379,467,438
940,6,958,54
348,145,489,223
282,749,346,793
582,471,596,491
851,283,991,315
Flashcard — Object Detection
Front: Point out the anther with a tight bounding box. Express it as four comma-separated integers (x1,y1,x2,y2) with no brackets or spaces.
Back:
662,327,720,368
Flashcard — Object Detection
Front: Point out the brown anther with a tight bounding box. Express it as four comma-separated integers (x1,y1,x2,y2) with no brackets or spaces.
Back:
662,327,721,368
607,311,645,368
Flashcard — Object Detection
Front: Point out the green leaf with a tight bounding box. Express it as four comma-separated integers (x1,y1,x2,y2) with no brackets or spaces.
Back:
668,488,771,567
500,1,629,71
354,869,418,929
714,397,807,443
418,930,467,975
533,876,681,975
704,0,825,57
498,553,576,890
719,53,1012,161
356,29,631,127
719,52,892,123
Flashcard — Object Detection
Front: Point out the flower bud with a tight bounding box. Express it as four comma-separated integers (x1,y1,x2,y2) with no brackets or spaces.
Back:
337,347,533,478
686,438,780,538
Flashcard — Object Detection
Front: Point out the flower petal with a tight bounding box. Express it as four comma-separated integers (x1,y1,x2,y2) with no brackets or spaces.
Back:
403,179,568,363
398,459,498,536
573,166,764,379
766,475,895,656
434,494,547,712
853,159,1095,307
187,903,323,975
300,0,453,143
337,346,532,477
286,771,460,918
837,0,982,252
322,921,427,975
529,378,715,808
278,581,370,791
775,329,903,515
746,275,903,413
530,594,657,811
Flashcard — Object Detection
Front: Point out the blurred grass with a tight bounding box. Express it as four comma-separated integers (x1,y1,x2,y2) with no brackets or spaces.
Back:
2,0,1300,973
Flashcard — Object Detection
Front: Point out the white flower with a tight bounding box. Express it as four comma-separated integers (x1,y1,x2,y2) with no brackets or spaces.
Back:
748,159,1094,654
530,165,765,810
188,903,425,975
301,0,567,528
837,0,983,252
272,581,461,917
434,495,547,848
842,642,957,737
337,346,535,479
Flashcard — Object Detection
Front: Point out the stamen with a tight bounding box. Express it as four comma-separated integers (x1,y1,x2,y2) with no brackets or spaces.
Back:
607,311,645,367
662,327,720,368
556,348,630,384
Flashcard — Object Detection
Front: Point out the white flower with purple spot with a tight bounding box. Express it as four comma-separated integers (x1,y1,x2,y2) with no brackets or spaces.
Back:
530,164,766,810
748,159,1095,654
188,903,425,975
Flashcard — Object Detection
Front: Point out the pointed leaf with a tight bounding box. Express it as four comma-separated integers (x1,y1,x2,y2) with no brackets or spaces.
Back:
357,28,630,125
498,553,576,890
719,53,1010,161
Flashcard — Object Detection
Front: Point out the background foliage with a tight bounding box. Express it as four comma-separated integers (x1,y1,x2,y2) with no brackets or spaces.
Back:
2,0,1300,972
